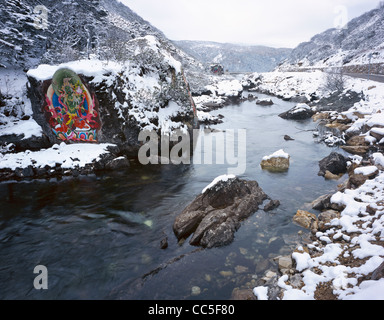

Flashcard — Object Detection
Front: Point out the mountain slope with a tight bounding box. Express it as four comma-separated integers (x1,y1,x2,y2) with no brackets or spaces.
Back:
0,0,201,70
279,5,384,71
174,40,292,73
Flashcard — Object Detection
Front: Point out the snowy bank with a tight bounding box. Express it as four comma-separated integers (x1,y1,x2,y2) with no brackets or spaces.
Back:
251,71,384,300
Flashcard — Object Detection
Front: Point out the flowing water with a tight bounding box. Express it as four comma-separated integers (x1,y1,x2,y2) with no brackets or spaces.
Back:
0,93,347,300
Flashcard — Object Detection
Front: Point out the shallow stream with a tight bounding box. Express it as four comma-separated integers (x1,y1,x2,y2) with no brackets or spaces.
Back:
0,93,347,299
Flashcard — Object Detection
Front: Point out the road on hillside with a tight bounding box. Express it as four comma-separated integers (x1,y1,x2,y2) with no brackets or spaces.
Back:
345,73,384,83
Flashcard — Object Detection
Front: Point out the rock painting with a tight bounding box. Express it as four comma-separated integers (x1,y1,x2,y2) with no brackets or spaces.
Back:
44,68,100,142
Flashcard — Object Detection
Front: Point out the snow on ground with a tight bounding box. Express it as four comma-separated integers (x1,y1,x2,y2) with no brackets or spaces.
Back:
0,142,114,170
0,68,43,139
251,70,384,300
256,71,326,100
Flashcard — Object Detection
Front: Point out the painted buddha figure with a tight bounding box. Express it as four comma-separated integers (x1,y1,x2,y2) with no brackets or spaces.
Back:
45,68,100,142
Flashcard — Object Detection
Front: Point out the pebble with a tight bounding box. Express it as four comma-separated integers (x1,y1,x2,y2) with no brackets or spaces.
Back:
235,265,249,274
220,271,233,277
191,286,201,296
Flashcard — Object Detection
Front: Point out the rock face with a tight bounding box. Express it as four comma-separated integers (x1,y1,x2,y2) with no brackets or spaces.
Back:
27,36,195,157
279,104,315,120
173,177,269,248
318,152,348,177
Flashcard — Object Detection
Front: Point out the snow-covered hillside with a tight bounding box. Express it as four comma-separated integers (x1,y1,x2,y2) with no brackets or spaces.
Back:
0,0,201,71
174,40,291,73
278,5,384,71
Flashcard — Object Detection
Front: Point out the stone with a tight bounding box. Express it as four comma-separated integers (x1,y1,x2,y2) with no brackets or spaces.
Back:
235,265,249,274
262,271,277,283
264,200,281,212
191,286,201,296
371,262,384,281
318,152,348,177
324,170,344,180
279,103,315,120
105,156,130,170
293,210,318,231
231,288,256,300
341,145,369,155
220,271,233,277
312,112,330,122
284,135,295,141
278,256,293,271
160,237,168,250
348,174,368,189
311,193,333,211
173,177,268,248
261,150,290,171
346,135,369,147
261,157,290,171
256,98,274,106
318,210,341,232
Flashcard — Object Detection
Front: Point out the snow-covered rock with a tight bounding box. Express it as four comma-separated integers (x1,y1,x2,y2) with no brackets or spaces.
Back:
279,103,315,120
27,36,195,156
260,149,290,171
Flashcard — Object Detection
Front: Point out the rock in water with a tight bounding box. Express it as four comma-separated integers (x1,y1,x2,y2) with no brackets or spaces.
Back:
284,135,295,141
318,152,348,177
256,98,274,106
279,103,315,120
173,177,269,248
260,149,290,171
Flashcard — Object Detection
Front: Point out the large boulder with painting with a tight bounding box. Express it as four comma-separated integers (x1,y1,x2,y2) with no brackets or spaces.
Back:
27,35,197,156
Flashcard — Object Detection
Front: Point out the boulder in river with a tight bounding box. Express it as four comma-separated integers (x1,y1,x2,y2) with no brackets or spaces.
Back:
279,103,315,120
261,149,290,171
173,175,270,248
318,152,348,177
256,98,274,106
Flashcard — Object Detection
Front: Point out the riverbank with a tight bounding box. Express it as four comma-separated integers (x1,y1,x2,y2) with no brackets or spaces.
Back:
246,71,384,300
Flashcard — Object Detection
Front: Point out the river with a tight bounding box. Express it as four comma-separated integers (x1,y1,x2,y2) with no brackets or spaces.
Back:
0,92,347,300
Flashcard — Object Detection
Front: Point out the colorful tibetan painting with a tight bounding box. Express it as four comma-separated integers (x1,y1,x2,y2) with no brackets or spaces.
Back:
44,68,101,142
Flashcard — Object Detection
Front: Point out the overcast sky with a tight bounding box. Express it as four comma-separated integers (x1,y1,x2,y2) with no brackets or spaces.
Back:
119,0,381,48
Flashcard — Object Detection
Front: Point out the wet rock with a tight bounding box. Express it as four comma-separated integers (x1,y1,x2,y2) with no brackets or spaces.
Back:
220,270,233,277
160,237,168,250
105,156,130,170
324,170,344,180
256,98,274,106
278,255,293,272
293,210,318,231
279,103,315,120
264,200,281,212
231,288,256,300
235,265,249,274
284,135,295,141
311,193,333,211
191,286,201,296
173,177,268,248
261,150,290,171
318,152,348,177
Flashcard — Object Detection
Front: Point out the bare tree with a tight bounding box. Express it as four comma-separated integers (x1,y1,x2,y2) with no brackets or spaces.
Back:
322,68,346,94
